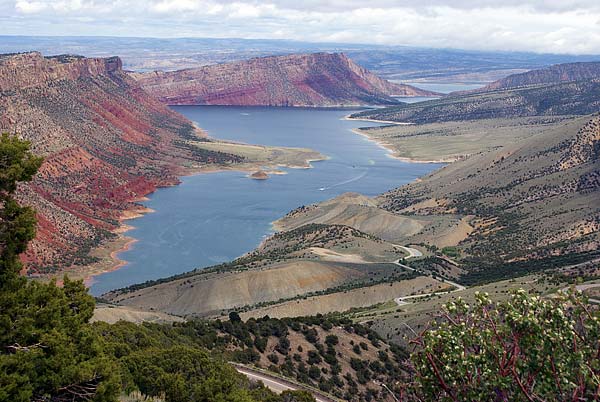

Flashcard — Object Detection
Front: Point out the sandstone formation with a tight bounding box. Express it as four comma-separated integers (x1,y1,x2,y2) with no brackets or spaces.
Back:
131,52,439,106
0,52,243,275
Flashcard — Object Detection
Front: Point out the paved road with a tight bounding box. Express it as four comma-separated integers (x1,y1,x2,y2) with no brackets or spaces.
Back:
561,282,600,304
234,364,338,402
392,259,466,306
394,244,423,258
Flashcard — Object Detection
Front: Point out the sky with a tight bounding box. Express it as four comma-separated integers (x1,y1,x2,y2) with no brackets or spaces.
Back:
1,0,600,54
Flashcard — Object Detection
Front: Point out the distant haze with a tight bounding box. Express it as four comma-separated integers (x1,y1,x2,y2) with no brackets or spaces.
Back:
2,0,600,54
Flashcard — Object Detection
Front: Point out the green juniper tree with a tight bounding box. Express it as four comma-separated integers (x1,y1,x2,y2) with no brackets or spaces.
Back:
0,132,42,280
0,134,316,402
0,133,119,401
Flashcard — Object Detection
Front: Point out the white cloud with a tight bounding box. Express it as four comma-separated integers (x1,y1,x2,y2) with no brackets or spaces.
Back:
4,0,600,54
14,0,47,13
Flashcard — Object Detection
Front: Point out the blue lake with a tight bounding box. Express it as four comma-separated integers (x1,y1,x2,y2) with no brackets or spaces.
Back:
401,82,485,94
89,107,442,295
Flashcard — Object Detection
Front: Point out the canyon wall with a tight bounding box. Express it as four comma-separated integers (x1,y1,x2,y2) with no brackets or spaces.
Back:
131,52,438,106
0,52,241,275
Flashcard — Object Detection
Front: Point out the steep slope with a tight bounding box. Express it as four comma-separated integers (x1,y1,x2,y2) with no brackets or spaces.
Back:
131,52,438,107
0,52,245,275
481,61,600,91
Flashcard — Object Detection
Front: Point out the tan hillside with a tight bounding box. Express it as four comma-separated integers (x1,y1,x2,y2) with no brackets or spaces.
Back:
106,260,366,317
274,193,428,242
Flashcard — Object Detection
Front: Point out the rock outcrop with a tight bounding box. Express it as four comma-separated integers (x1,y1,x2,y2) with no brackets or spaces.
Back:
250,170,269,180
0,52,242,274
131,52,438,106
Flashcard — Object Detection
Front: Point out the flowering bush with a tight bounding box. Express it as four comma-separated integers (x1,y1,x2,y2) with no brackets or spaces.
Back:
410,289,600,401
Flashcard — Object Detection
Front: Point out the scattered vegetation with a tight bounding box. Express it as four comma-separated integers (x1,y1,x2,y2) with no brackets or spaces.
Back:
0,134,312,402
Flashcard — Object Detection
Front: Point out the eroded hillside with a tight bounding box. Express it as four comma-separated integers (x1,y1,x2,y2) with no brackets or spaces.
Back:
480,61,600,91
350,61,600,124
274,115,600,283
131,53,439,107
380,115,599,263
0,52,321,276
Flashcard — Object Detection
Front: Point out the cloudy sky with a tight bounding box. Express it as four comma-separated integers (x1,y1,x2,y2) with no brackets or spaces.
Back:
2,0,600,54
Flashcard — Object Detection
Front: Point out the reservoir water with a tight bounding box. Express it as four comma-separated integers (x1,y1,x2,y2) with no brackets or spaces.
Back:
401,82,485,94
89,107,442,295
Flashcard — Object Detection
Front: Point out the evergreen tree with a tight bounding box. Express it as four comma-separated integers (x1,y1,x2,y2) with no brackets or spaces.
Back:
0,134,315,401
0,133,119,401
0,132,42,280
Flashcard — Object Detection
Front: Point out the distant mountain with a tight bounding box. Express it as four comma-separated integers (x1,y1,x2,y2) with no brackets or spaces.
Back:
350,65,600,123
3,35,599,81
130,53,439,107
479,61,600,91
0,52,242,274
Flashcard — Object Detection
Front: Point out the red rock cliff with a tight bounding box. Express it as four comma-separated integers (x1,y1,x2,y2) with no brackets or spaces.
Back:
0,52,242,275
131,52,439,106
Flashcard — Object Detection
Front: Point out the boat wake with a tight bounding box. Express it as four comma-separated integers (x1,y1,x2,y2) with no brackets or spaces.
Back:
319,169,368,191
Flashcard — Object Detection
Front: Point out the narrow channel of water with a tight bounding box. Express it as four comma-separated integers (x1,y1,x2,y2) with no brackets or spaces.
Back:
90,107,442,295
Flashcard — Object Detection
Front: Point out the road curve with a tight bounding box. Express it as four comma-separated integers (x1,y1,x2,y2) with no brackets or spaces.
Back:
393,244,423,258
561,282,600,304
233,364,339,402
392,259,466,306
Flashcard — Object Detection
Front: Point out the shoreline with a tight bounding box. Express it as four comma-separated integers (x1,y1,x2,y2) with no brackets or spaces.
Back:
80,112,448,289
343,114,414,126
350,128,458,164
84,236,138,288
82,206,154,288
82,150,327,288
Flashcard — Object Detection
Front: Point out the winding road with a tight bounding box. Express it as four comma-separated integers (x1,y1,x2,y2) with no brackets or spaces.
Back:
392,244,466,306
394,245,423,258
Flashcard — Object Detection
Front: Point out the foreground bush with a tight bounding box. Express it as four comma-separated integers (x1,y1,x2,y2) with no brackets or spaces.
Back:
410,290,600,401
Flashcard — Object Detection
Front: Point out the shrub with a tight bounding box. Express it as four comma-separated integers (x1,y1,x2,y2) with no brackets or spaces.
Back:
411,290,600,401
308,365,322,381
324,334,339,347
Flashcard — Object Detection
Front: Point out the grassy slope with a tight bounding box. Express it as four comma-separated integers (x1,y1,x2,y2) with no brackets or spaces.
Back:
354,116,570,162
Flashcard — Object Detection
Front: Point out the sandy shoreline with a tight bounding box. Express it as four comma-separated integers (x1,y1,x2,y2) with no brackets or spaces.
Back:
350,128,457,164
344,114,456,163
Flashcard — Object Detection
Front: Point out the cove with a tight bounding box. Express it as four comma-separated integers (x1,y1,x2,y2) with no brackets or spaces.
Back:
89,107,442,295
